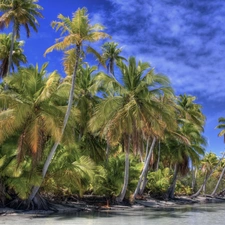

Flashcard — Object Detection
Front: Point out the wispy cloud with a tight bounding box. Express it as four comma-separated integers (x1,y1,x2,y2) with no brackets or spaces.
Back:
91,0,225,101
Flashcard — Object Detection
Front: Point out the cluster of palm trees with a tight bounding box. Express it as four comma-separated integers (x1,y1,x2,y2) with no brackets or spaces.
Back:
0,1,225,210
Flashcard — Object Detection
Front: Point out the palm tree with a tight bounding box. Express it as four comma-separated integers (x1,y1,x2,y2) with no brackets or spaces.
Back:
0,33,27,78
166,122,206,199
134,95,180,197
0,64,68,161
211,159,225,196
164,94,206,199
192,152,224,197
88,42,126,77
177,94,205,130
0,63,74,207
75,64,106,162
210,117,225,196
87,42,126,160
90,57,176,202
102,42,126,76
28,8,109,202
0,0,43,75
216,117,225,142
75,64,100,136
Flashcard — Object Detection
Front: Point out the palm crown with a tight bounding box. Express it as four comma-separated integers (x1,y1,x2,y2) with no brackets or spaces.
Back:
0,0,43,38
0,33,27,78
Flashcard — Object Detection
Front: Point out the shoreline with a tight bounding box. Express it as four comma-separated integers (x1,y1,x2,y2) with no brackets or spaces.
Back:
1,196,225,216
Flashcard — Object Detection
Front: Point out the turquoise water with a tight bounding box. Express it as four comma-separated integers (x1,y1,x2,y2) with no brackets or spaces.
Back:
1,203,225,225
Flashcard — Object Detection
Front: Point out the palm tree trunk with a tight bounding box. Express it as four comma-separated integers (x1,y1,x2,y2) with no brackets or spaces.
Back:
192,165,197,192
0,178,6,207
211,166,225,196
7,23,16,76
156,140,161,171
203,178,206,195
133,137,156,199
192,174,208,198
192,152,225,198
145,138,149,161
116,135,130,202
167,163,178,199
110,59,114,77
28,45,81,202
138,140,144,163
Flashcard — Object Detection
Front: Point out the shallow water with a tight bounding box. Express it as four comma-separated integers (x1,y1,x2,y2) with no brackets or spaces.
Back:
1,203,225,225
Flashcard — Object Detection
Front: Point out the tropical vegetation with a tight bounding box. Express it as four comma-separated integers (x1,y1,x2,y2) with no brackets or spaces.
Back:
0,2,225,210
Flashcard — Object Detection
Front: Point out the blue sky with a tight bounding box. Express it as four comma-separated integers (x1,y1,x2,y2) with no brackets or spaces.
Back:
3,0,225,155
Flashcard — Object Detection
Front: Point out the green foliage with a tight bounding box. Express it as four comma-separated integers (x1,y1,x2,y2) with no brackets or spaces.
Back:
92,154,125,196
146,168,172,196
0,139,42,200
92,154,142,197
6,172,42,200
42,145,97,197
175,181,192,196
201,152,218,175
0,64,72,163
0,3,211,203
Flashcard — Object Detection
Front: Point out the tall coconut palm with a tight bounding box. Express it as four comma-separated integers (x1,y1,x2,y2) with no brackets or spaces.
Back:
0,33,27,78
164,94,206,199
134,95,181,197
90,57,176,202
0,0,43,75
87,42,126,160
0,63,79,208
28,8,109,202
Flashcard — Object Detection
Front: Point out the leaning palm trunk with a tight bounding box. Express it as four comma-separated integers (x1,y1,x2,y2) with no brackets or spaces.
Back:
133,137,156,199
192,173,210,198
192,152,225,198
211,166,225,196
167,163,178,199
116,136,130,202
28,45,81,202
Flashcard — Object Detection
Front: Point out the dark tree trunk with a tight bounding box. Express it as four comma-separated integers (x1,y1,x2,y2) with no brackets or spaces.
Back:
0,178,6,207
7,23,16,76
167,163,178,199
